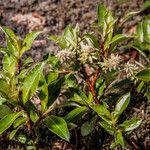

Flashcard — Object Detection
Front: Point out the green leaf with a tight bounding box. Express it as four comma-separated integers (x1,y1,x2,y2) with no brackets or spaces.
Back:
65,106,87,123
17,134,27,144
95,79,106,98
9,126,21,140
81,116,97,136
23,57,34,67
146,86,150,102
47,77,64,106
120,11,140,25
65,91,84,105
21,31,41,56
48,35,67,49
136,69,150,82
97,4,107,27
13,117,27,128
116,131,125,147
111,130,125,149
84,33,100,49
45,115,70,141
0,79,9,97
0,112,22,134
91,103,111,124
0,105,12,119
110,34,131,49
30,110,39,123
119,118,142,132
67,122,77,130
136,23,144,42
64,25,79,48
137,81,144,93
3,54,17,76
65,73,78,88
113,93,130,120
22,63,44,104
0,26,20,57
46,72,59,85
143,1,150,10
0,97,7,105
38,75,48,111
99,121,114,135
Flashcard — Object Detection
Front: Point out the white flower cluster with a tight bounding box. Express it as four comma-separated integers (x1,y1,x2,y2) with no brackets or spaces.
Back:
56,48,75,67
56,43,98,67
78,43,97,64
123,61,141,80
101,54,121,72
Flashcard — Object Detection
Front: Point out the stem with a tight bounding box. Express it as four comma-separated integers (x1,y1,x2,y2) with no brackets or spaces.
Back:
81,65,100,104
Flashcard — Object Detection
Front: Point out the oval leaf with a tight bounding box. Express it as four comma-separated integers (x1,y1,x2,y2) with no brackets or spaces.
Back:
91,104,111,124
65,106,87,123
136,69,150,82
45,115,70,141
22,63,44,104
119,118,142,132
21,31,41,56
114,93,130,120
0,105,12,119
0,112,22,134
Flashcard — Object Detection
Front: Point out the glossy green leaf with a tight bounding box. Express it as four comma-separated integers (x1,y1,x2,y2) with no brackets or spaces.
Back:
136,23,144,42
84,33,100,49
3,54,17,76
136,69,150,82
65,73,78,88
146,86,150,102
9,126,21,140
99,121,114,135
0,112,22,134
143,1,150,10
48,35,67,49
64,25,79,48
120,11,140,25
30,110,39,123
67,122,77,130
113,93,130,120
110,130,125,149
81,116,97,136
137,81,144,93
47,77,64,106
46,72,59,85
38,75,48,111
13,117,27,128
21,31,41,56
0,97,7,105
110,34,131,45
91,104,111,124
119,118,142,132
22,63,44,104
116,131,125,147
0,26,20,57
0,105,12,119
65,91,84,104
17,134,27,144
97,4,107,27
65,106,87,123
45,115,70,141
0,79,9,96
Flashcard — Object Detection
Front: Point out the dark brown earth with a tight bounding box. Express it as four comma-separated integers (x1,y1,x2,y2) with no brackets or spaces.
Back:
0,0,149,150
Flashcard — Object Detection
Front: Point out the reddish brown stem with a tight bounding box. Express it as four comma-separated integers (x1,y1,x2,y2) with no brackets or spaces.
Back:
81,65,100,104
